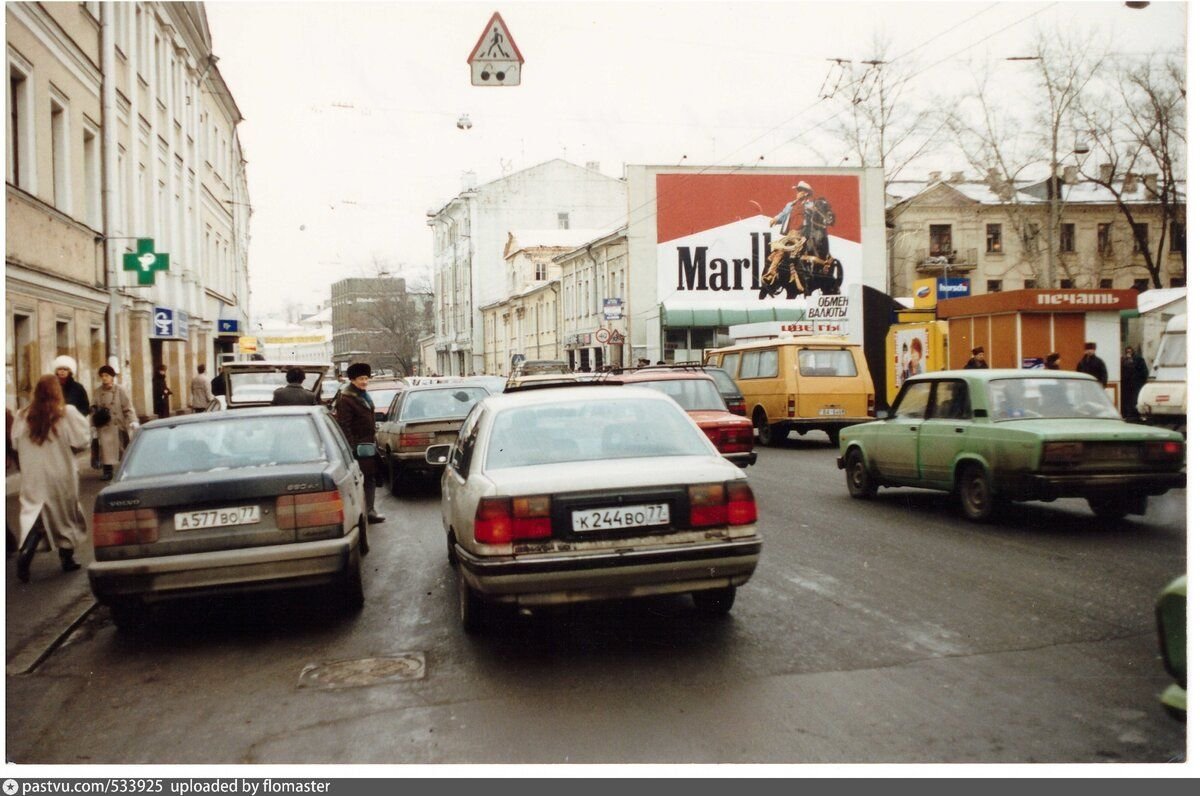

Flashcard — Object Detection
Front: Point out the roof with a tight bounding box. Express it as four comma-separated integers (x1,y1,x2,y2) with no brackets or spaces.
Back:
887,177,1186,209
484,384,667,410
139,405,326,430
1137,287,1187,315
602,370,714,384
505,229,610,257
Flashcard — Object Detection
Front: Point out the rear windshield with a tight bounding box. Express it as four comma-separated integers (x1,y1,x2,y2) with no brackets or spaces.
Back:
400,387,489,421
798,348,858,377
122,415,325,477
705,367,740,395
486,397,711,469
632,378,726,412
228,370,321,403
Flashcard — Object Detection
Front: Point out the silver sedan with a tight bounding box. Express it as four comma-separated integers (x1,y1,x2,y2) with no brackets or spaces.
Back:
430,386,763,632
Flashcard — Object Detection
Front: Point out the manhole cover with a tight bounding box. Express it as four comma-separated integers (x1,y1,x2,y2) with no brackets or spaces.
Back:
297,653,426,690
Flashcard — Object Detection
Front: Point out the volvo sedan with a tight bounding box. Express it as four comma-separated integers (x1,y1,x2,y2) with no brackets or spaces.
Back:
837,370,1186,522
430,386,763,633
88,407,370,630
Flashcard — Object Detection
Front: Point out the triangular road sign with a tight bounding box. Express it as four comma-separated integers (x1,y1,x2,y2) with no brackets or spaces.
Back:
467,12,523,86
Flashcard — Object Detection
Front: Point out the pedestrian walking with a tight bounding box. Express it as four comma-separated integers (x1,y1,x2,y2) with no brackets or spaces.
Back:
53,355,90,417
190,364,214,413
334,362,385,524
964,346,989,369
1076,342,1109,385
93,365,138,481
272,367,319,405
1044,352,1061,370
10,374,90,582
152,364,172,418
1120,345,1149,419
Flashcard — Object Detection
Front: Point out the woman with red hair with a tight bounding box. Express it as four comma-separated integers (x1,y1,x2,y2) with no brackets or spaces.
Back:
10,374,90,582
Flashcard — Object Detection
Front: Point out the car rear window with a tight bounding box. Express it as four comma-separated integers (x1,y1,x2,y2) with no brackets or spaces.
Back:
228,370,321,402
485,397,711,469
988,377,1121,421
798,348,858,377
704,367,740,396
122,415,325,477
632,378,726,412
400,387,489,421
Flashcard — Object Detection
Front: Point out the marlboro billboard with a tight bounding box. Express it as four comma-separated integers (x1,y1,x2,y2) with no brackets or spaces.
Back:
625,166,887,345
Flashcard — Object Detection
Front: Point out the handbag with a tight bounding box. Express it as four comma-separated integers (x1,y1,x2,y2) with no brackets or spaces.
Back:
92,406,112,428
355,442,377,459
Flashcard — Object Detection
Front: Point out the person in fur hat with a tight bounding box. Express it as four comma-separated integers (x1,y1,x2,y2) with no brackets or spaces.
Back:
334,363,385,524
53,355,89,418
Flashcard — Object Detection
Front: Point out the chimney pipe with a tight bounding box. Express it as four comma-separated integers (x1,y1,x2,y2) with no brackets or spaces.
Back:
1099,163,1115,183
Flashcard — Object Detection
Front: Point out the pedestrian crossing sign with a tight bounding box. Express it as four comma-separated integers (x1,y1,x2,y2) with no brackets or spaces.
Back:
468,12,523,87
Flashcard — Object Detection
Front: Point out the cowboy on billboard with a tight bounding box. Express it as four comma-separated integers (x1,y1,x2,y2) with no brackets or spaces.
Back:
759,180,843,300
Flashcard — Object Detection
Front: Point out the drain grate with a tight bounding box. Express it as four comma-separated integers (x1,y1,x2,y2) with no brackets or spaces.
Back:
297,653,426,690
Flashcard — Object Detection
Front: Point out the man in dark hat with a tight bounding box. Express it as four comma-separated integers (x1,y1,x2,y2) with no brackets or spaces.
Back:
1120,345,1149,418
964,346,989,369
1044,352,1061,370
334,362,384,523
1076,342,1108,384
272,367,318,405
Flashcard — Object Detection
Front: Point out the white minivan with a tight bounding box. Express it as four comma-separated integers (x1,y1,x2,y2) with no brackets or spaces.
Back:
1137,314,1186,432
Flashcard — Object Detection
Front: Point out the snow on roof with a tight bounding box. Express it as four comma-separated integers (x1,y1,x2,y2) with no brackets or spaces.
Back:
506,228,611,253
300,307,332,325
887,178,1185,208
1137,287,1187,315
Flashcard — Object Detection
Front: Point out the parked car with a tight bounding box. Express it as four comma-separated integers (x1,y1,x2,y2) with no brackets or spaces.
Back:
639,362,747,416
503,372,601,393
1155,575,1186,721
837,369,1187,522
363,378,410,424
1138,313,1186,432
87,407,370,630
511,359,571,377
375,382,497,494
207,361,331,411
602,369,756,467
431,385,763,633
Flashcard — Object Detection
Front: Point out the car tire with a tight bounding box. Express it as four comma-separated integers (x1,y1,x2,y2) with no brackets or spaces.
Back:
755,411,778,446
446,531,457,567
957,463,998,522
844,448,877,499
388,456,406,497
339,546,365,612
1087,494,1147,521
692,586,736,615
109,599,147,633
458,567,485,634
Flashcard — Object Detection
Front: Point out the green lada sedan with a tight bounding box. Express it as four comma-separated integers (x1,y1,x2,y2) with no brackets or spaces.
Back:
837,369,1186,522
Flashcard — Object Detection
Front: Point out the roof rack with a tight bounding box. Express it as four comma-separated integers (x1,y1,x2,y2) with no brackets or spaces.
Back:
502,376,613,393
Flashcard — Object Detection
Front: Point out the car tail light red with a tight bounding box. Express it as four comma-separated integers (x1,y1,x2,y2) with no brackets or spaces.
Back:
1146,440,1185,462
474,496,552,543
399,432,436,449
716,426,754,454
277,491,344,530
688,481,757,528
787,395,796,418
868,394,875,416
726,397,746,416
93,508,159,547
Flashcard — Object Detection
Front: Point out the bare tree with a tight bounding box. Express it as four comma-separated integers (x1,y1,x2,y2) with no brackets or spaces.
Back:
1073,54,1186,288
346,258,434,376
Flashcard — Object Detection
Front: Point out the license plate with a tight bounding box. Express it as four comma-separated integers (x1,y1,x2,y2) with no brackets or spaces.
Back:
572,503,670,532
819,406,845,416
174,505,261,531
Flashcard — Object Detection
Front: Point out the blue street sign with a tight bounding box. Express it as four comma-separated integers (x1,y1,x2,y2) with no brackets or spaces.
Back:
218,319,240,335
151,307,189,340
937,278,971,301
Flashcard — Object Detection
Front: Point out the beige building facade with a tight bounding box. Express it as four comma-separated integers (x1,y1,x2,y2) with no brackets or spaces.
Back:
555,229,629,371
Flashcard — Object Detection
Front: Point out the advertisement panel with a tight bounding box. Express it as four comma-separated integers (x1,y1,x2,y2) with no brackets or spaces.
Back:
893,326,930,389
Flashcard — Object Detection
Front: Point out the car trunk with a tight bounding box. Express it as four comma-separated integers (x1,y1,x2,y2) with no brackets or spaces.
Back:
398,417,469,451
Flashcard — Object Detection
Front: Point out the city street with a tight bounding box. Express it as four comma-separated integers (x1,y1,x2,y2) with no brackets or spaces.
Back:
4,439,1186,765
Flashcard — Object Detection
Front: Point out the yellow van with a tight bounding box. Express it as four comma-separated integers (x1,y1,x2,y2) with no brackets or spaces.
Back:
704,336,876,446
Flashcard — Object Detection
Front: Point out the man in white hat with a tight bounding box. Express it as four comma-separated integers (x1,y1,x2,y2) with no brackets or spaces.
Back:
53,355,90,417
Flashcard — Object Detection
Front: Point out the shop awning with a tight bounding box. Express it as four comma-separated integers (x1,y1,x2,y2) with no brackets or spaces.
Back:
661,306,806,327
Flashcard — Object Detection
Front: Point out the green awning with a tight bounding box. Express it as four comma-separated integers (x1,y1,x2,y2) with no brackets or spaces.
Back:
661,306,806,327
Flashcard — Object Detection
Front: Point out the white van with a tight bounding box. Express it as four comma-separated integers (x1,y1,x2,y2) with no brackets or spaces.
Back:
1137,314,1186,432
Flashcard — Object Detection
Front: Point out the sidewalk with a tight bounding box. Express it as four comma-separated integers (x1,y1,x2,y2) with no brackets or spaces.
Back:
5,454,105,674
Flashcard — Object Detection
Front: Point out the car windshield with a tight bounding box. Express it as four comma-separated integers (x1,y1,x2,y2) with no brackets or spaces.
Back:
987,377,1122,421
228,370,320,402
704,367,740,396
401,387,489,421
370,388,403,412
633,379,726,411
122,415,326,477
485,397,711,470
798,348,858,377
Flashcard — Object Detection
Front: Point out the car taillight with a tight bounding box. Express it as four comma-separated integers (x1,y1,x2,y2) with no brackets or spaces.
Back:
399,432,436,448
277,491,344,530
787,395,796,418
1042,442,1084,465
474,496,552,543
93,509,158,547
1146,440,1185,462
717,426,754,454
868,394,875,416
727,398,746,416
688,481,757,528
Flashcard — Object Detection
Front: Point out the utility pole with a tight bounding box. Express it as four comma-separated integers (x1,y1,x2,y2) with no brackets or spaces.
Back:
100,4,122,371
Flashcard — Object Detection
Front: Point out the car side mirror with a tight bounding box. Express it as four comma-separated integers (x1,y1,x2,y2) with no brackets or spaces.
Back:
426,444,452,466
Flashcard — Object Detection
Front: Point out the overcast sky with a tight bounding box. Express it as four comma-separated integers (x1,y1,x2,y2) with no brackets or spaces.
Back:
203,1,1189,319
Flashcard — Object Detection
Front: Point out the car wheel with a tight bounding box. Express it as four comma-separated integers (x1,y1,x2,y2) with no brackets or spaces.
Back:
446,531,457,567
358,518,370,557
692,586,736,615
388,456,406,497
458,567,485,634
755,411,777,446
844,448,877,499
109,599,147,633
1087,494,1147,521
339,546,365,612
957,463,997,522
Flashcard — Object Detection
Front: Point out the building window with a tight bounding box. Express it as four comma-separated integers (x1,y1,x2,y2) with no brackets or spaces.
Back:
1096,223,1112,255
986,280,1002,293
558,212,570,230
10,312,34,409
929,224,952,256
55,320,70,355
1024,279,1038,289
1169,277,1186,288
1133,223,1149,255
1099,278,1113,289
1059,279,1074,289
535,261,546,281
986,224,1002,253
49,95,69,211
1133,278,1150,292
8,61,33,189
83,124,100,228
1059,223,1075,253
1169,221,1185,253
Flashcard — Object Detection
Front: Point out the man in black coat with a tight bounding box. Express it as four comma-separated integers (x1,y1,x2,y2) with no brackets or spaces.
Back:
152,364,172,418
963,346,989,369
1120,345,1149,418
52,356,89,417
334,362,384,523
1076,342,1109,385
271,367,319,405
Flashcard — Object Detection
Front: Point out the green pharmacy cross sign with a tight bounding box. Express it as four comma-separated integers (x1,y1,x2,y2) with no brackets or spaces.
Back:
123,238,170,285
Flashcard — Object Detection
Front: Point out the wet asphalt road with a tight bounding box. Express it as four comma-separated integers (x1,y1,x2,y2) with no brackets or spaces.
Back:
4,438,1187,764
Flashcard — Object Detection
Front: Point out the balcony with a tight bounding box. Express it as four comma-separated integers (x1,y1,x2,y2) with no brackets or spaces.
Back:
915,248,978,273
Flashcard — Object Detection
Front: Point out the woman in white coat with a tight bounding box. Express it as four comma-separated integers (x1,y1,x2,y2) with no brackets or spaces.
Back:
11,374,90,582
93,365,138,481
